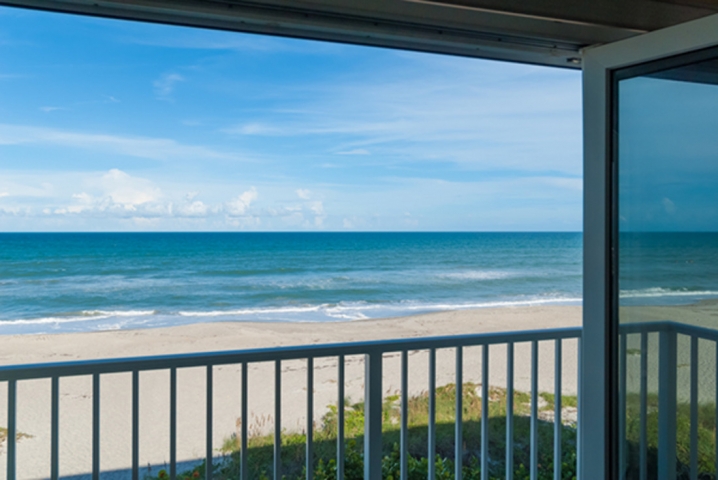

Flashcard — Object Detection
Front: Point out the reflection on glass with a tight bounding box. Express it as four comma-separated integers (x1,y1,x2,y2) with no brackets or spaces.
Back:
618,56,718,479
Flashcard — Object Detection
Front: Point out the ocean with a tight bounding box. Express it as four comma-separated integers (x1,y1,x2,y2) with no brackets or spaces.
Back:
0,232,587,335
619,232,718,306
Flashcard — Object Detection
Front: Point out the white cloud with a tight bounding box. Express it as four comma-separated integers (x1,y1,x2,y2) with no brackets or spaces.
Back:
0,124,238,161
222,123,280,136
309,201,324,215
662,197,677,214
0,192,9,198
225,187,258,216
220,58,581,175
177,200,209,217
296,189,311,200
100,169,160,206
127,31,326,53
336,149,370,155
39,106,64,112
154,73,184,97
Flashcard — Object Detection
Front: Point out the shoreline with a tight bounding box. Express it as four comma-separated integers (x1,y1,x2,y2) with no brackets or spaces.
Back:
0,306,581,479
0,298,584,337
0,305,582,364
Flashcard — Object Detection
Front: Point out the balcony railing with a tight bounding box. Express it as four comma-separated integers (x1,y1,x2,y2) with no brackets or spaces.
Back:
618,320,718,480
2,327,584,480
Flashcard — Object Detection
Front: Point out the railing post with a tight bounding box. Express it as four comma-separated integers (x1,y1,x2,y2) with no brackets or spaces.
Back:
658,328,677,479
92,373,100,480
364,351,383,480
7,379,17,480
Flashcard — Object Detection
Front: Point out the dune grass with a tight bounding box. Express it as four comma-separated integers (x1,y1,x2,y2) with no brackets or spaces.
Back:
0,426,32,446
623,392,718,478
150,383,579,480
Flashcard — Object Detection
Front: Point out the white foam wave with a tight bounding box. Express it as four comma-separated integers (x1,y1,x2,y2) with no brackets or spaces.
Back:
0,310,157,327
397,297,582,311
0,315,111,326
437,270,514,281
0,297,581,331
176,297,582,319
620,288,718,299
178,305,324,317
81,309,157,317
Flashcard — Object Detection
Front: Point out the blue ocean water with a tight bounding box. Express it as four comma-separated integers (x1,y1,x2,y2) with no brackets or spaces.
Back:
0,232,584,335
619,232,718,306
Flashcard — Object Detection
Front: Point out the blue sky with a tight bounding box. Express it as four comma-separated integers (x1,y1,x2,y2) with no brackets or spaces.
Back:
0,6,582,231
619,75,718,232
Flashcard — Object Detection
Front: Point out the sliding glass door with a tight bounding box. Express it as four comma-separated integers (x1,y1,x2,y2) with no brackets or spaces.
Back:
616,49,718,480
582,13,718,480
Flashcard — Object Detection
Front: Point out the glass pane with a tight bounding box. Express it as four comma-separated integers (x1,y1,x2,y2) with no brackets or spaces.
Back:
617,55,718,479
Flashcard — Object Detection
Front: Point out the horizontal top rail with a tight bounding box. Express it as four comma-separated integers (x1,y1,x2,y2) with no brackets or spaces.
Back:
619,320,718,342
0,326,581,381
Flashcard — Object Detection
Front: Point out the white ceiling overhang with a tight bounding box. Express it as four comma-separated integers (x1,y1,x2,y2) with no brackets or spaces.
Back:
1,0,717,68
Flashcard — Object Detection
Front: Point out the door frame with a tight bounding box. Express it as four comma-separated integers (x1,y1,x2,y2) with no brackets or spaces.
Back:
581,12,718,480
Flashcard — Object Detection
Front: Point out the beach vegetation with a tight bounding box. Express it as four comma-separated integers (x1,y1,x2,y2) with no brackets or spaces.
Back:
0,426,32,445
623,392,718,478
133,383,718,479
147,383,579,480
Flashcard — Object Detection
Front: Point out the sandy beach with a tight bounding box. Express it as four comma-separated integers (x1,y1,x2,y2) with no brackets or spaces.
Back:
0,306,581,479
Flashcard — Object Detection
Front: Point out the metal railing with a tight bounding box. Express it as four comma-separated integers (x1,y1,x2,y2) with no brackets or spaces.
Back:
1,327,582,480
617,320,718,480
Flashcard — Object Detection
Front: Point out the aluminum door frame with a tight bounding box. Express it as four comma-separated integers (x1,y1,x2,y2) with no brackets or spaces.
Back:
581,12,718,480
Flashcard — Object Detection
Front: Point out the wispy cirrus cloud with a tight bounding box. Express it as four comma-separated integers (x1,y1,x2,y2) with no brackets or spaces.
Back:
122,28,340,54
220,58,581,175
0,124,241,161
336,149,370,155
153,73,184,98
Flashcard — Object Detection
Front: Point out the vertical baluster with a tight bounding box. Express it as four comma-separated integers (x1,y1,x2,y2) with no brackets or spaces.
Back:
554,339,562,480
658,329,677,479
93,373,100,480
639,332,647,480
456,347,463,480
338,355,345,480
51,376,59,480
506,343,514,480
132,370,139,480
576,337,582,479
206,365,213,480
530,341,538,480
306,357,314,480
401,351,408,480
690,336,698,480
241,363,248,480
275,360,282,480
364,351,383,480
481,344,489,480
619,333,627,480
7,379,17,480
428,348,436,480
170,368,177,480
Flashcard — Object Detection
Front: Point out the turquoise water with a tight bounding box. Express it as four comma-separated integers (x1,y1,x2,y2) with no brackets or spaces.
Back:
0,232,583,334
